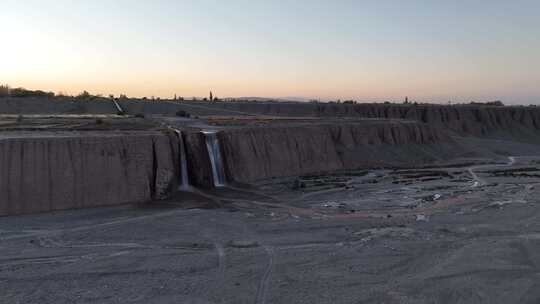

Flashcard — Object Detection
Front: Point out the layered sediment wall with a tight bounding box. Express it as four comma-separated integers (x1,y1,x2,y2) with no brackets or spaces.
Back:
119,100,540,139
213,121,454,183
0,121,465,215
4,98,539,216
186,102,540,137
4,97,540,138
0,132,179,216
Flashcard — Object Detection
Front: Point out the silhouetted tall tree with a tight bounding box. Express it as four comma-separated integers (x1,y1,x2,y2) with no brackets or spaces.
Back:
0,85,9,97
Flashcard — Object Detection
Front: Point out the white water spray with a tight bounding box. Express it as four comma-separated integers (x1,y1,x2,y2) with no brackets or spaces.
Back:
203,131,226,187
112,99,124,114
173,129,190,191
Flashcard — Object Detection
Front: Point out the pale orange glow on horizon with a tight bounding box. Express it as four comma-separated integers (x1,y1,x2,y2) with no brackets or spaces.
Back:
1,1,539,104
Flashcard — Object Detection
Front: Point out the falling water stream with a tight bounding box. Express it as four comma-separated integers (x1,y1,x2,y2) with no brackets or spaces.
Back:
173,129,190,190
203,131,226,187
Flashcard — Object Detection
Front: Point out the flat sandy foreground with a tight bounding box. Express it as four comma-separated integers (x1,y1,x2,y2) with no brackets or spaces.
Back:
2,156,540,304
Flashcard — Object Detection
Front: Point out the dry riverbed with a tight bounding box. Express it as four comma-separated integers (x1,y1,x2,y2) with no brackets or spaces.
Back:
2,157,540,303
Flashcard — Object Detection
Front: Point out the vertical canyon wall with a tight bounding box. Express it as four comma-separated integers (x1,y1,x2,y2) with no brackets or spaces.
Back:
182,102,540,137
0,132,179,216
215,122,454,183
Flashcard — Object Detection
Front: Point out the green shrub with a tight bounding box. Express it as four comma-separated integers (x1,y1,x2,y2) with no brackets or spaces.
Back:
77,91,91,99
8,87,54,98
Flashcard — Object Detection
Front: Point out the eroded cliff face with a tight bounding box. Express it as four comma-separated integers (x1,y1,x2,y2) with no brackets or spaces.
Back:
0,132,179,216
338,104,540,137
215,121,454,183
6,98,540,138
183,131,215,188
183,102,540,137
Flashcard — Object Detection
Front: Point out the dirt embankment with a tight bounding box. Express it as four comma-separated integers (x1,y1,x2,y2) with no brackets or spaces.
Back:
121,100,540,141
183,102,540,136
6,97,540,138
0,132,180,216
181,121,458,184
0,118,461,215
0,97,117,114
5,98,540,139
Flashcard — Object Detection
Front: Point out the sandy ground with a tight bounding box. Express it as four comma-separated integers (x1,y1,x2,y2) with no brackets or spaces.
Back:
2,157,540,303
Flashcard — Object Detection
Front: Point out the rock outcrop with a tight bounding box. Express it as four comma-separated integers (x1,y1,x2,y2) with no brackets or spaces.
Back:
0,131,179,216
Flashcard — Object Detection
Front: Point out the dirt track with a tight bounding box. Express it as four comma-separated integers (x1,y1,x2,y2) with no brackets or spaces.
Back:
468,156,516,188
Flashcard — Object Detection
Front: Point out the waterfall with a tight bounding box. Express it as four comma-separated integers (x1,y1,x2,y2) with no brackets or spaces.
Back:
173,129,190,191
112,99,124,114
203,131,226,187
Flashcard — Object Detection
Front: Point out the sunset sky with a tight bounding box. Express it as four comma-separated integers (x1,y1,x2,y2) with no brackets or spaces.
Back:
1,0,539,104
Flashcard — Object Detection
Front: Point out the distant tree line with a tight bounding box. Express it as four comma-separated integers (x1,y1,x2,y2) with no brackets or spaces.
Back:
0,84,124,101
0,85,54,98
0,85,8,97
170,91,221,102
0,85,516,107
326,99,359,104
469,100,504,106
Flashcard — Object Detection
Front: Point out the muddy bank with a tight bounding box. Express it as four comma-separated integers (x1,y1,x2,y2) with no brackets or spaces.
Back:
0,131,179,216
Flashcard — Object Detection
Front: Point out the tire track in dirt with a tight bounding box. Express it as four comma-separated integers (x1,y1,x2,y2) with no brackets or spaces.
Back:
254,246,275,304
468,156,516,188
